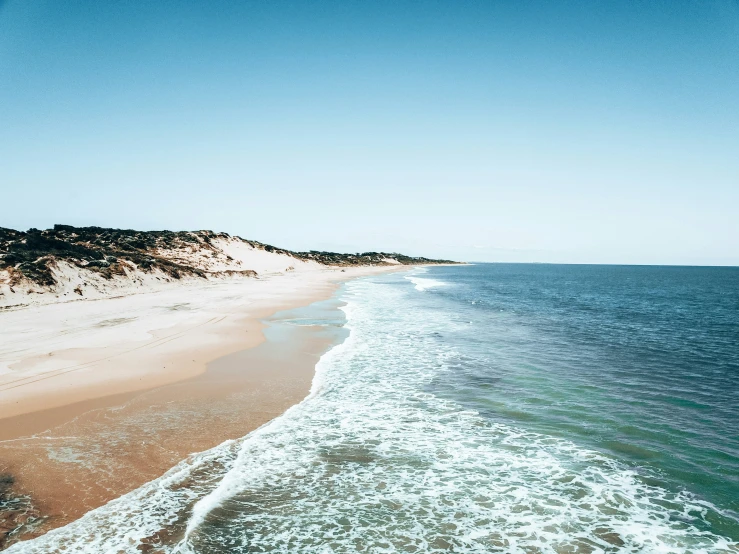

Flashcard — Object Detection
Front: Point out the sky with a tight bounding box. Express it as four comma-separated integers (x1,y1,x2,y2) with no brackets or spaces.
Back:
1,0,738,265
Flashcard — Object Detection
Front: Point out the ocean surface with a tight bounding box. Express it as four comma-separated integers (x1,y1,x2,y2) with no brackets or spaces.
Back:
8,264,739,553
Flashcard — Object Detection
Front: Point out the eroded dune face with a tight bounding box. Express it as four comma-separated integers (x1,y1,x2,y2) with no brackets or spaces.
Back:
0,225,453,309
0,226,310,309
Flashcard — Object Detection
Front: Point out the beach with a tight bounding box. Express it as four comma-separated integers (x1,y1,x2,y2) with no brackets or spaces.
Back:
2,264,738,552
0,265,396,546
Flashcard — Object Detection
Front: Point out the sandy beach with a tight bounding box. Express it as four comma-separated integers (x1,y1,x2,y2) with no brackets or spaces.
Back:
0,265,397,546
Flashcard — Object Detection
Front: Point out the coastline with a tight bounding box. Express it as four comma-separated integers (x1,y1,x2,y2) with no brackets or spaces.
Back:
4,265,738,552
0,266,401,547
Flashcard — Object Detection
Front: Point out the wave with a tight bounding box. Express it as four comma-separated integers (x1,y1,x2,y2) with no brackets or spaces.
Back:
405,270,450,292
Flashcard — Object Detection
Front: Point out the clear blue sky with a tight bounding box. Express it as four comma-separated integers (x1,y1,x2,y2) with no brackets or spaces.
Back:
1,0,737,264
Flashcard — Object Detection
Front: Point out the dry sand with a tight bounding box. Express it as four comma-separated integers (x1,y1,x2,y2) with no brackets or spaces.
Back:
0,265,400,546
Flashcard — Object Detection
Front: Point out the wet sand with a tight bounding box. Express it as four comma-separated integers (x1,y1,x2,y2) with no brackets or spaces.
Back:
0,275,327,421
0,297,346,547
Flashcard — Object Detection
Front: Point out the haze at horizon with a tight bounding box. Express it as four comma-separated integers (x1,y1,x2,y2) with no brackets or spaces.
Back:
1,0,738,265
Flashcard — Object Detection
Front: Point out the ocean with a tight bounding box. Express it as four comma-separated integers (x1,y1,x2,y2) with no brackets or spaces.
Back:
8,264,739,553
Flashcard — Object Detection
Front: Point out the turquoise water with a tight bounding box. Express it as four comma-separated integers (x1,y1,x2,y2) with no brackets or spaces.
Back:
422,264,739,540
8,265,739,553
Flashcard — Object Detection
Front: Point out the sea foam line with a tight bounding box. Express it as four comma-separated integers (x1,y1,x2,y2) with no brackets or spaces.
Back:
179,304,356,546
405,268,450,292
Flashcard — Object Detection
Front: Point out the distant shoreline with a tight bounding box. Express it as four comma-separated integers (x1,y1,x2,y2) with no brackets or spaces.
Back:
0,224,459,310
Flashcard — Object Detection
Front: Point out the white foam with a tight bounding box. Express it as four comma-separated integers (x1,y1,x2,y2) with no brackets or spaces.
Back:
405,270,450,292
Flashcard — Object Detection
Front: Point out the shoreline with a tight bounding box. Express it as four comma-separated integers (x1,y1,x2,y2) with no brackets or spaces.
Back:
0,266,401,547
0,266,400,423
